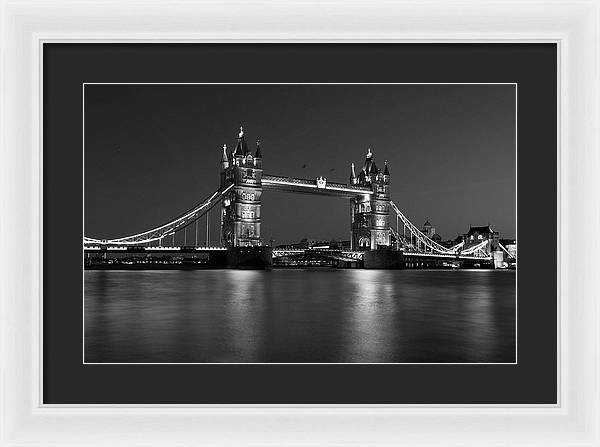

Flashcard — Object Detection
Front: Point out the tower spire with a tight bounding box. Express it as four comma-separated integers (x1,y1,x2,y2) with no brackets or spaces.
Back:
383,159,390,176
349,162,356,184
221,143,228,161
221,143,229,170
363,148,377,174
255,139,262,158
233,125,249,156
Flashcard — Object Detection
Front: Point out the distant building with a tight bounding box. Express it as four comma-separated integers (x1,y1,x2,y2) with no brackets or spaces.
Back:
422,219,442,242
463,224,500,254
464,225,499,243
276,238,310,250
422,219,435,238
440,235,462,248
329,240,351,250
506,244,517,258
500,238,517,259
276,238,351,250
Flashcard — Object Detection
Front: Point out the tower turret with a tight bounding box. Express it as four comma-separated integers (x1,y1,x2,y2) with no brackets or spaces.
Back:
349,162,356,184
220,144,229,170
255,139,262,159
233,126,249,159
362,148,374,183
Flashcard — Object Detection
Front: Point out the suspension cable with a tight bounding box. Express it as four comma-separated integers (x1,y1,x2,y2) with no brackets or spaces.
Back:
389,201,454,254
84,183,233,245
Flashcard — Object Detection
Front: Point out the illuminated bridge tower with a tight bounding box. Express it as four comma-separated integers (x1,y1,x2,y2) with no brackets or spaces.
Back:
350,148,391,250
220,127,263,248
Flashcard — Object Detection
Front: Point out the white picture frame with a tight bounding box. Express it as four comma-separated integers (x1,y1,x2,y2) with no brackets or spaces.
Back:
1,0,598,445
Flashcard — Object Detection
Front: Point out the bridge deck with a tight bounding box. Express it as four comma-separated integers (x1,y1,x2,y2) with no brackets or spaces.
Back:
85,245,491,262
272,248,490,262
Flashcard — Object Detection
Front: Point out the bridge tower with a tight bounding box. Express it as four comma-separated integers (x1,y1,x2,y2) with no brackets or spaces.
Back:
220,127,263,248
350,149,391,250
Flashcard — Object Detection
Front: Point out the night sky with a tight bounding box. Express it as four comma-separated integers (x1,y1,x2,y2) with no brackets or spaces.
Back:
84,84,516,245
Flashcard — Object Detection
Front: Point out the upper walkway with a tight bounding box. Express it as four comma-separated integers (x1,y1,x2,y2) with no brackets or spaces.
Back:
262,174,372,198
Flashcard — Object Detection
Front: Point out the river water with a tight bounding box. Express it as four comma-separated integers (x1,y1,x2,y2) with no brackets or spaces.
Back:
84,269,515,363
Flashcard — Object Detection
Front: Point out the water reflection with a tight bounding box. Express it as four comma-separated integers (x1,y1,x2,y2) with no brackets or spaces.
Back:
344,271,399,362
84,269,515,363
222,270,265,362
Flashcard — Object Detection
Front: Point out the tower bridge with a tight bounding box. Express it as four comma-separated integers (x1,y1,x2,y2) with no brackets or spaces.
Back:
84,127,515,269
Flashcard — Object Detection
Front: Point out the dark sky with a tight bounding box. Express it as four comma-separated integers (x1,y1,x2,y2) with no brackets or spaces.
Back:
84,84,516,244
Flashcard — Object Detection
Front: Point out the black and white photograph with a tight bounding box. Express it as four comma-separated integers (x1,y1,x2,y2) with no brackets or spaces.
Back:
83,83,516,364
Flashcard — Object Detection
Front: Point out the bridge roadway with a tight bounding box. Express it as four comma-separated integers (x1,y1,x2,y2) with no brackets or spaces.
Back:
272,248,364,263
85,245,490,262
271,248,490,262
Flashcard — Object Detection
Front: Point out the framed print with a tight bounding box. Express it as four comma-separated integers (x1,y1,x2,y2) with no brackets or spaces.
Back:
1,0,599,446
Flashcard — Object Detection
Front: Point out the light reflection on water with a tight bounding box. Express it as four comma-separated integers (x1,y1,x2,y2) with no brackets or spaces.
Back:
84,269,515,363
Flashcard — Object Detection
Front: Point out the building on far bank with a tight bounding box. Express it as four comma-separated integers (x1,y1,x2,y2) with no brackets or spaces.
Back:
422,219,434,238
463,225,503,267
275,238,350,250
506,243,517,259
500,238,517,259
464,224,499,246
422,219,442,243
